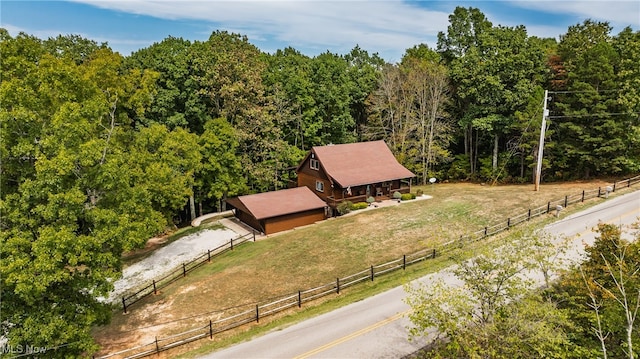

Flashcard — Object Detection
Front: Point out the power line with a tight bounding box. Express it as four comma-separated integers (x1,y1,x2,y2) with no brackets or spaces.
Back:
548,89,624,94
548,112,640,119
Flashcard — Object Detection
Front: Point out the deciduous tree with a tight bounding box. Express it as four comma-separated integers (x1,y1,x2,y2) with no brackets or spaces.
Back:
405,230,578,358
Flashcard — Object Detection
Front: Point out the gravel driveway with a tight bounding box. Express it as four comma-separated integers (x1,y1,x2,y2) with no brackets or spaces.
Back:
107,226,239,303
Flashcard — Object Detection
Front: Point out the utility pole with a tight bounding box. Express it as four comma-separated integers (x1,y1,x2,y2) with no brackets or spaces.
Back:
534,90,549,192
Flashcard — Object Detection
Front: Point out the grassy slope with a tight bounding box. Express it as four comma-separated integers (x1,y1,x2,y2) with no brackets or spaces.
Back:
94,179,629,356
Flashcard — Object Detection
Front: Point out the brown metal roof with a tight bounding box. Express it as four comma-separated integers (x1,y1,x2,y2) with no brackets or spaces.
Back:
225,187,327,220
310,140,415,187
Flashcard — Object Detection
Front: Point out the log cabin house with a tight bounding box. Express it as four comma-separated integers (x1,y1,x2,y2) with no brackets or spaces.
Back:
226,140,414,234
296,141,415,212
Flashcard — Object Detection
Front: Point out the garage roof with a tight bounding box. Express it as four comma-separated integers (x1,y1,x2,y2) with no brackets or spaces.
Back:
226,187,327,220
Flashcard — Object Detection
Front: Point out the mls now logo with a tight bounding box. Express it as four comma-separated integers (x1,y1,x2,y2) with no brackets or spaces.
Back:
1,344,47,355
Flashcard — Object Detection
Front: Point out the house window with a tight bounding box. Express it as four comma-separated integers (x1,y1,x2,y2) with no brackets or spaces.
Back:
315,180,324,192
310,158,319,170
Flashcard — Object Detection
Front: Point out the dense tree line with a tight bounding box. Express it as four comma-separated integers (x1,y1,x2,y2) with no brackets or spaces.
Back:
1,6,639,356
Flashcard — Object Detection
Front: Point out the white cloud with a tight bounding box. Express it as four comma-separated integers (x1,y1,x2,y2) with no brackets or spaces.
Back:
3,22,157,55
17,0,637,60
508,0,640,28
69,0,450,59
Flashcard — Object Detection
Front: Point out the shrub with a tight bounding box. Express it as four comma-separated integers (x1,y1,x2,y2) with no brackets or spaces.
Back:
401,193,416,201
416,189,424,197
350,202,369,210
337,201,353,215
393,191,402,200
447,154,472,180
366,196,375,204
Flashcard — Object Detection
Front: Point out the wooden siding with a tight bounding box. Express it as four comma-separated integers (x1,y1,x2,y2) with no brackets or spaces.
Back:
263,208,326,235
298,172,330,201
297,155,329,181
236,210,263,233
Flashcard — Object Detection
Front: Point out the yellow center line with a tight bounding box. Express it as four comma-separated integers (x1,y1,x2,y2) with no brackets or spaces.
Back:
293,310,410,359
575,207,640,237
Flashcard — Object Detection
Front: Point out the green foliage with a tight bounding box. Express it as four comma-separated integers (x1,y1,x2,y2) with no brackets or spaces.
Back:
446,154,472,180
416,189,424,197
364,49,453,184
549,223,640,359
0,32,188,356
400,193,416,201
550,20,640,178
393,191,402,199
124,36,203,131
198,118,246,209
310,51,357,145
350,202,369,210
405,230,580,358
336,201,353,215
366,196,376,204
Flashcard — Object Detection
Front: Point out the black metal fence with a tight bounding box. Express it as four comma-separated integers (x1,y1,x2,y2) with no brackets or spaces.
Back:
99,175,640,358
120,231,255,313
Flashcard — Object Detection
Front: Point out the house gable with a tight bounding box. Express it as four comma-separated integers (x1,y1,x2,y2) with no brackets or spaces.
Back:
297,141,415,189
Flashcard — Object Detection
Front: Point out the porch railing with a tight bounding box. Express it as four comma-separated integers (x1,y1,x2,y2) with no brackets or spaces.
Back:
326,186,411,208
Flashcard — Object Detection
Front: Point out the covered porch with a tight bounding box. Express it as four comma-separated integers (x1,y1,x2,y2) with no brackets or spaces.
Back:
326,179,412,208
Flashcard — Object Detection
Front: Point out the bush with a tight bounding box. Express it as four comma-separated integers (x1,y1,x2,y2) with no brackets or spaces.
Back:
350,202,369,210
337,201,353,215
401,193,416,201
366,196,375,204
447,154,472,180
416,189,424,197
393,191,402,200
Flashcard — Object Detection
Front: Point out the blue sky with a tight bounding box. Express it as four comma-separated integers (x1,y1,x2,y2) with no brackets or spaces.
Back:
1,1,638,62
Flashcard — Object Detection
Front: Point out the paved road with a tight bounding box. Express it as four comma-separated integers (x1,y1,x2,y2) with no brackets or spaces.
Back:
203,190,640,359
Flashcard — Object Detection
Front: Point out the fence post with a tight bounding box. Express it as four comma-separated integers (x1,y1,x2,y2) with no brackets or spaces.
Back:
403,255,406,270
598,187,601,197
547,202,551,213
484,227,488,236
336,278,340,294
253,230,256,242
527,209,531,221
613,182,616,192
209,320,213,339
628,179,631,188
183,263,186,277
231,237,234,250
122,297,127,314
432,248,436,258
582,190,585,202
507,218,510,229
207,249,211,262
153,280,157,295
370,265,374,281
298,291,302,308
256,305,259,323
155,337,159,353
564,195,568,208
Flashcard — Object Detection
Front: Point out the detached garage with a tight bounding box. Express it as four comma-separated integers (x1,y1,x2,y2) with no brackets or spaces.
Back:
225,187,328,235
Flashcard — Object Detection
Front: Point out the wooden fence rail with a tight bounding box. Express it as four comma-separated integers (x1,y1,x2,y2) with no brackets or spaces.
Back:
97,174,640,359
121,232,255,313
